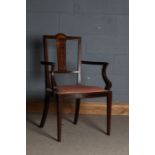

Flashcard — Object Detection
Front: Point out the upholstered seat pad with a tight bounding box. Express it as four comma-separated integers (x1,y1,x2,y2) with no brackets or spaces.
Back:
55,85,107,94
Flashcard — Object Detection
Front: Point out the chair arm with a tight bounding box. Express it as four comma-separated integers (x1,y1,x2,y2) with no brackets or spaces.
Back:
81,60,112,90
82,60,108,65
40,61,55,66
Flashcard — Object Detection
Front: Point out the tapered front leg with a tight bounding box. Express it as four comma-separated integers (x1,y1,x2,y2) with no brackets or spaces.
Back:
74,99,81,124
40,92,50,128
56,95,62,142
107,92,112,135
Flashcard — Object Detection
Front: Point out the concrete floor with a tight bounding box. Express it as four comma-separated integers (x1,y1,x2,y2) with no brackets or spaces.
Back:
27,114,128,155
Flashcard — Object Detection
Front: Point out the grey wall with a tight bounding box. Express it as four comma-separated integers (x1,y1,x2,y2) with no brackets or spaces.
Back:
26,0,129,103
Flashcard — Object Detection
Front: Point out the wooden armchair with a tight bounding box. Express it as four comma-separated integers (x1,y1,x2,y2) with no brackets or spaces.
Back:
39,33,112,142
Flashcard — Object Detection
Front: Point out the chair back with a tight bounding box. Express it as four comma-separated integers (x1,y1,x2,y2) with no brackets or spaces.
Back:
43,33,82,88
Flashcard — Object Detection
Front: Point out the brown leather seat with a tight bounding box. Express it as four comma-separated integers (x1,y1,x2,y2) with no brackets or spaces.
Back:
56,85,107,94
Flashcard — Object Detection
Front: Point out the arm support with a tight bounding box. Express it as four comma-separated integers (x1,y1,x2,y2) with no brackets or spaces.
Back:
41,61,56,90
82,61,112,90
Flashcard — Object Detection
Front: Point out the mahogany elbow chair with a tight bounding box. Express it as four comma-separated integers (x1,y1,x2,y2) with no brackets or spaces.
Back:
39,33,112,142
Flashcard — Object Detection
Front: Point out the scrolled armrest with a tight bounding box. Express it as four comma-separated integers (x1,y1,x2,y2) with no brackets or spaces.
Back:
82,60,112,90
82,60,108,65
40,61,55,66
